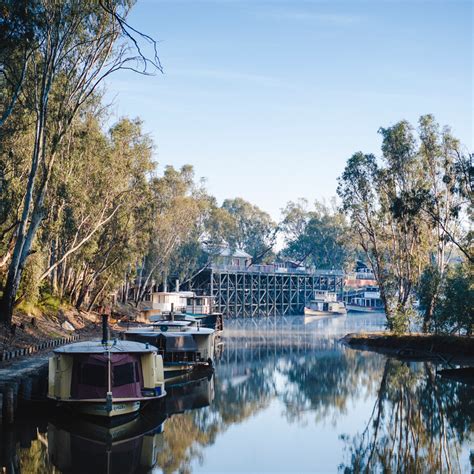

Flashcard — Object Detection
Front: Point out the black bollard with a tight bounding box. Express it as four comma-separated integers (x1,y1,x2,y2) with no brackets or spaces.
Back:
102,314,109,344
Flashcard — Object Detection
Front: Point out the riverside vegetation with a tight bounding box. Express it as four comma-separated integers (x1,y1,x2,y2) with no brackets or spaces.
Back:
0,1,472,340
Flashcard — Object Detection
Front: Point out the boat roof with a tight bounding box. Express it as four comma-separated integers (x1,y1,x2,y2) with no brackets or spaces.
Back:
126,331,195,341
150,320,192,327
126,327,215,335
166,327,214,335
54,340,157,354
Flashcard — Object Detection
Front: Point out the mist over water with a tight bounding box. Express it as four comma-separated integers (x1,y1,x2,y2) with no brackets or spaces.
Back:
7,314,473,473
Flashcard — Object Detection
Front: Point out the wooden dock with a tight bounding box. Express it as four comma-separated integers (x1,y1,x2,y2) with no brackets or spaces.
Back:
189,268,344,317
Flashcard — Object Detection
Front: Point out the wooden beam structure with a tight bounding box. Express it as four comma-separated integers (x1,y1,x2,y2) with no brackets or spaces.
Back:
189,269,344,318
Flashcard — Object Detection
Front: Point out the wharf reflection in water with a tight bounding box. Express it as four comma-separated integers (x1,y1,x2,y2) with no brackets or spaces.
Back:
6,315,474,473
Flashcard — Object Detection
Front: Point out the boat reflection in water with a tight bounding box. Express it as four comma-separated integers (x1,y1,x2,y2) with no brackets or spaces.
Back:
48,412,166,473
5,315,473,473
47,369,214,474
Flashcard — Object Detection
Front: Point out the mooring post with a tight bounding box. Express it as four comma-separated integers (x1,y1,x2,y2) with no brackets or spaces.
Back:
102,313,109,344
4,384,15,423
19,377,33,403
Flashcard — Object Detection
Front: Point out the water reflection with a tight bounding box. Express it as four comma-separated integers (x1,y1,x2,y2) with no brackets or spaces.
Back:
4,314,473,473
339,359,474,473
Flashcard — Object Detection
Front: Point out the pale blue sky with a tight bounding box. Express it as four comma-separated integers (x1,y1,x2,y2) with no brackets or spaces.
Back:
105,0,473,220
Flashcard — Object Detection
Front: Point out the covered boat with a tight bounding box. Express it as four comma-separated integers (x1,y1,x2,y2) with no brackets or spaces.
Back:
304,290,347,317
48,340,166,418
140,290,224,332
346,287,384,313
123,323,215,377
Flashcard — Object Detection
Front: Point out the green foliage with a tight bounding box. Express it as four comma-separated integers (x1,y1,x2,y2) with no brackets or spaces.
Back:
221,197,277,263
18,250,45,306
338,115,469,332
280,198,353,270
433,264,473,335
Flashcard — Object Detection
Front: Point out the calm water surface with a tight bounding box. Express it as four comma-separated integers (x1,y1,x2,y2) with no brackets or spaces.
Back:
5,314,474,473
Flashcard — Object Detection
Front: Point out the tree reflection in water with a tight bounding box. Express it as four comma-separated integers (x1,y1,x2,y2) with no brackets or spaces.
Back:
279,349,385,424
7,316,473,473
339,359,474,473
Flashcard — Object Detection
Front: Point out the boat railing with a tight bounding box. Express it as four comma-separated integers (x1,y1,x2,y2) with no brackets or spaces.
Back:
210,264,344,276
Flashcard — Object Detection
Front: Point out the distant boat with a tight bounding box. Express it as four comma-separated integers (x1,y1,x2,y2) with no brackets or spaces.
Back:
346,287,384,313
304,290,347,317
48,340,166,418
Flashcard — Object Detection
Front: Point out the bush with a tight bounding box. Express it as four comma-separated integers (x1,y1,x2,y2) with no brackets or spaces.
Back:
434,264,473,335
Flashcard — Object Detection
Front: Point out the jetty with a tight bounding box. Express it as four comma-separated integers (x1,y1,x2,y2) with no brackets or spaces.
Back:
190,266,344,317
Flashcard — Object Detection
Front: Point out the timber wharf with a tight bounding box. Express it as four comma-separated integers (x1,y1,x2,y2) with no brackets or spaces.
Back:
188,266,344,318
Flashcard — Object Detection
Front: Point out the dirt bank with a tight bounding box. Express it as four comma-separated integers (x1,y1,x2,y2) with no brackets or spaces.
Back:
0,302,137,355
341,332,474,360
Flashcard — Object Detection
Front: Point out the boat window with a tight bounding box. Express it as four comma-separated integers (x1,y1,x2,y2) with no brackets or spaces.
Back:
113,362,138,387
80,363,106,387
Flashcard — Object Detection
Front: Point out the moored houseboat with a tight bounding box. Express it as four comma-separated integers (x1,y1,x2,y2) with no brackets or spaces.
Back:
141,290,223,332
182,293,224,332
346,287,384,313
123,322,216,378
47,340,166,418
304,290,347,317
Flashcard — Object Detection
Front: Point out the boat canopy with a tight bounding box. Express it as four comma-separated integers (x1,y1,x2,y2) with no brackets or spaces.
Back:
54,340,156,354
126,332,198,352
70,352,143,399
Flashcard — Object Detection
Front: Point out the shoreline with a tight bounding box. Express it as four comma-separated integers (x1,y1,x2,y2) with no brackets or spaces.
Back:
341,332,474,363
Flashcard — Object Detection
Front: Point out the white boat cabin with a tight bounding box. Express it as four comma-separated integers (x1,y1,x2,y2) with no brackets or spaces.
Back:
141,291,215,320
185,294,214,315
311,290,338,303
352,288,383,309
141,291,189,318
306,290,345,313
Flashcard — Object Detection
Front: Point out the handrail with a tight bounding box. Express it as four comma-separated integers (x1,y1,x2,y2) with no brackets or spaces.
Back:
209,264,345,276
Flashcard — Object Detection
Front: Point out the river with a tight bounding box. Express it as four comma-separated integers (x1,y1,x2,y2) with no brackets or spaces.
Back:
3,313,473,473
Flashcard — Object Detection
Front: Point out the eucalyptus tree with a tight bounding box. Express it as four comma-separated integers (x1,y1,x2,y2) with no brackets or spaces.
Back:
0,0,161,324
280,198,310,243
338,116,469,332
0,0,39,126
338,123,431,331
221,197,278,264
35,116,154,309
167,196,235,287
413,115,471,329
132,165,211,304
280,198,353,270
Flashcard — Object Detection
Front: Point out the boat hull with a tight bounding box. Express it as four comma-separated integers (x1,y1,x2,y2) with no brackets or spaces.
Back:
164,364,195,379
304,307,347,316
346,305,385,313
70,401,141,418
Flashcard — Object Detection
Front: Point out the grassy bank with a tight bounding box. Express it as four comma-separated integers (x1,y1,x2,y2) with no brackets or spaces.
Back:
341,332,474,359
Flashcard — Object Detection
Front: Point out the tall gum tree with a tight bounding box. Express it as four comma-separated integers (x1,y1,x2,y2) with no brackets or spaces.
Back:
338,116,469,332
0,0,161,325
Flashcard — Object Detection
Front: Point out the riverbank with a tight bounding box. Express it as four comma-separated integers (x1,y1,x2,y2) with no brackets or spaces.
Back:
0,302,137,356
341,332,474,360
